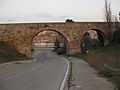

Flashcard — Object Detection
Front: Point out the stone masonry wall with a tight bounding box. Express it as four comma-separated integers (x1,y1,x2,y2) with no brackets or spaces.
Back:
0,22,117,58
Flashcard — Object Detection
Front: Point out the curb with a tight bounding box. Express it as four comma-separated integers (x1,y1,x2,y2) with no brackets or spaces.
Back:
0,59,36,68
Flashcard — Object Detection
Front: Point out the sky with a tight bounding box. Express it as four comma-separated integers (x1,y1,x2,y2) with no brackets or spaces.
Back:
0,0,119,23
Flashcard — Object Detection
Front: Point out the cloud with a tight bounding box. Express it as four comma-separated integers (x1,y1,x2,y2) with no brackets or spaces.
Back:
0,12,72,23
35,13,53,18
59,15,72,19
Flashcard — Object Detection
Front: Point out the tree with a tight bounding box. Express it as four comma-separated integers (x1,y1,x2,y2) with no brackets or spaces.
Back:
113,15,119,31
66,19,74,23
113,15,120,42
103,0,113,42
81,32,92,54
54,38,60,50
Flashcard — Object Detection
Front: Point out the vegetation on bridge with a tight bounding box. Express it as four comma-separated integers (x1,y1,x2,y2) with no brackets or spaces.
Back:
0,42,28,64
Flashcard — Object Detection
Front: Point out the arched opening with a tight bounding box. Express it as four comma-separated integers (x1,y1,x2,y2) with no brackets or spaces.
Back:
31,30,68,58
81,29,107,53
93,29,108,46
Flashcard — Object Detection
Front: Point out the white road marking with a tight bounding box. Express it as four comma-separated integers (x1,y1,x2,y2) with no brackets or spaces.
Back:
60,58,70,90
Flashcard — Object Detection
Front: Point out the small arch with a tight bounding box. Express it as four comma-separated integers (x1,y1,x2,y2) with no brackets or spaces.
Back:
81,29,108,53
91,29,108,46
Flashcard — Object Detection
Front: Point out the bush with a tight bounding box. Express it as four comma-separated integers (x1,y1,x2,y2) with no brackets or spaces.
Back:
114,30,120,43
66,19,74,23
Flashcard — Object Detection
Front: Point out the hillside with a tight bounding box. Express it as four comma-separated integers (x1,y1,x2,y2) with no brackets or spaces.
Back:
0,42,28,64
74,43,120,89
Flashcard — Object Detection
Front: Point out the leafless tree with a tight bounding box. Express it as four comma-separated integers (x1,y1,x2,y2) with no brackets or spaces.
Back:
113,15,119,31
113,15,120,42
103,0,113,42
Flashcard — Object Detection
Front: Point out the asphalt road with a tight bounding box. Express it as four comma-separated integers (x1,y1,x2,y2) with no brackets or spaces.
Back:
0,48,68,90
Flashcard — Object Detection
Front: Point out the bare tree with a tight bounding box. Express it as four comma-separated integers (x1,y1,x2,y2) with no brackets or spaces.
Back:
113,15,120,42
113,15,119,31
103,0,113,42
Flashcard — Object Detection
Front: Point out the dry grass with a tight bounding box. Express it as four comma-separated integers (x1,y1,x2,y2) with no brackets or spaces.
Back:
0,41,28,63
74,43,120,89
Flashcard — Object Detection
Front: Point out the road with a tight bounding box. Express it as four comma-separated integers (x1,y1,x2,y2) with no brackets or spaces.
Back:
0,48,69,90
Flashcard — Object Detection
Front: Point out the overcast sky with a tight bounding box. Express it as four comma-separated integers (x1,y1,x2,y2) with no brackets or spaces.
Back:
0,0,119,23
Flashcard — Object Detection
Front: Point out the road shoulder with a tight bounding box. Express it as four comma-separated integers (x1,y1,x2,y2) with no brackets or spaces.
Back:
67,57,115,90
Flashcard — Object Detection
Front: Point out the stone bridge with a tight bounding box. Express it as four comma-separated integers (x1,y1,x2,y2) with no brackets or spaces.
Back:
0,22,117,58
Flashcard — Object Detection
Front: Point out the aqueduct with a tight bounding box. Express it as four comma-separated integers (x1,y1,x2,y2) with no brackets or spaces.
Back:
0,22,116,58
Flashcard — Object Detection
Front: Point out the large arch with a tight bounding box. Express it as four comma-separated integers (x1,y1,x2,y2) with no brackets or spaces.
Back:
20,28,72,58
30,29,69,56
30,29,71,43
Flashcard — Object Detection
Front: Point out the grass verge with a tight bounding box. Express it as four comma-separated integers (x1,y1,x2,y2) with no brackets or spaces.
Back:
0,41,29,64
74,43,120,89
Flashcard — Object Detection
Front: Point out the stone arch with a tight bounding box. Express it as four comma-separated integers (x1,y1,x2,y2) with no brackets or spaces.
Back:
31,29,70,43
91,29,108,46
28,29,70,57
82,29,108,46
80,28,108,53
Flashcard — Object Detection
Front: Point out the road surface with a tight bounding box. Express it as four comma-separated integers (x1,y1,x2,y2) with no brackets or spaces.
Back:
0,48,69,90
